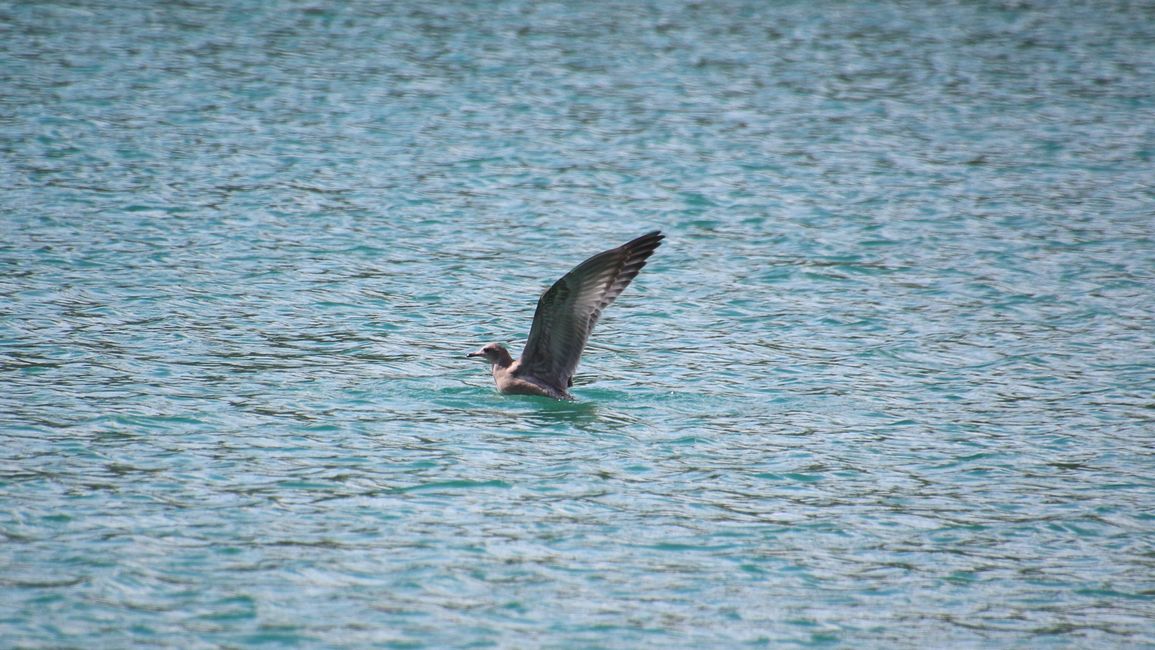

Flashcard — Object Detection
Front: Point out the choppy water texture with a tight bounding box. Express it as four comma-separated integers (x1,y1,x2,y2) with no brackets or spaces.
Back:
3,0,1155,647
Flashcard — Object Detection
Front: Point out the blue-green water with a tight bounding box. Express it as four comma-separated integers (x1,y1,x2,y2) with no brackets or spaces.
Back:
3,0,1155,647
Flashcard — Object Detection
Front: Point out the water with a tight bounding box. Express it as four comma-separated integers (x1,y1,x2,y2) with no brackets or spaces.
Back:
3,0,1154,647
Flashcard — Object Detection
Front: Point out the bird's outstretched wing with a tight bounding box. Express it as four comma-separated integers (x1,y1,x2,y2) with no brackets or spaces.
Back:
516,231,664,392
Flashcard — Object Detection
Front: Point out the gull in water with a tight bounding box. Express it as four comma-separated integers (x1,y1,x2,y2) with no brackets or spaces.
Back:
468,231,664,400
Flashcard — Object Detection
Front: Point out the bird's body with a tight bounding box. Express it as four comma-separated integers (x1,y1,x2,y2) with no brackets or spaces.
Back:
468,231,664,400
478,344,571,400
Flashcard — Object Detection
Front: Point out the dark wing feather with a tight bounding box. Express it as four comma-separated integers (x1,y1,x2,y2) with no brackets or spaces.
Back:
516,231,663,391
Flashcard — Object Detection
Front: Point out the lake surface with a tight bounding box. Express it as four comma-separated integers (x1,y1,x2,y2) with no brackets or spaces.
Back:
3,0,1154,647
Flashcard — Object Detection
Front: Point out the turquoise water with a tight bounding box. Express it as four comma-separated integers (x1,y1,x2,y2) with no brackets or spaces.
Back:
3,0,1155,647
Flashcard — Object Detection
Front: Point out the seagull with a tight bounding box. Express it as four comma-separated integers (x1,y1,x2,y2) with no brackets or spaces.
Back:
468,231,664,400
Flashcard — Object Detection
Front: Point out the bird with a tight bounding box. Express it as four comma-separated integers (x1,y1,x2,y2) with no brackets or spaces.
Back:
468,230,664,400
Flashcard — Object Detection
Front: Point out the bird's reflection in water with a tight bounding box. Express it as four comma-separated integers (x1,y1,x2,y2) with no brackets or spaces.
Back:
511,394,639,435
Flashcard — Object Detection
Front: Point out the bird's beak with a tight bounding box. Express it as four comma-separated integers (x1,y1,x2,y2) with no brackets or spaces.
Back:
466,351,484,358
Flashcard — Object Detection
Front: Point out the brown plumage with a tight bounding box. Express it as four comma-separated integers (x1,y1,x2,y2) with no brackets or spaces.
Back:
468,231,664,400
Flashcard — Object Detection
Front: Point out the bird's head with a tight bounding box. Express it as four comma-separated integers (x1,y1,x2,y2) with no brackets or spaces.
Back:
467,342,512,367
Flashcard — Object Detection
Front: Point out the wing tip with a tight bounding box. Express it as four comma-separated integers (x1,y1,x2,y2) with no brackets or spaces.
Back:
624,230,665,255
